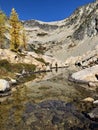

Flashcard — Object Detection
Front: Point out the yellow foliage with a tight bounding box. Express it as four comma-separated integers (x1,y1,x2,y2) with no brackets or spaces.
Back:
0,11,6,48
9,8,27,51
9,8,22,51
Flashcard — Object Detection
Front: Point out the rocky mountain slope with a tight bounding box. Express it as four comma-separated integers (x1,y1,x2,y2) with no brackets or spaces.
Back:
23,0,98,62
1,0,98,66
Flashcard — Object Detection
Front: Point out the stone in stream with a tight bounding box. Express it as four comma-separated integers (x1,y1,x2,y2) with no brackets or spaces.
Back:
82,97,94,102
0,79,10,92
93,100,98,104
88,82,96,88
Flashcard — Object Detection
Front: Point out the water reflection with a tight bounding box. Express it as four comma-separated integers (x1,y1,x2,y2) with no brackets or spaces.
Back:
0,68,92,130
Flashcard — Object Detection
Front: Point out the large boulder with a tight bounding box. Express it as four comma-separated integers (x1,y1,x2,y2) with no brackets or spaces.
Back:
0,79,10,92
71,65,98,82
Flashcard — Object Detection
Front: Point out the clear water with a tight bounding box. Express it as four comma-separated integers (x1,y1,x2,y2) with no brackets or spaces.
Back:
0,68,93,130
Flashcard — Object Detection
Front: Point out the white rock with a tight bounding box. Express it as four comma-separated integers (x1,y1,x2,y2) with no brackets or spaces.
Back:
93,100,98,104
88,82,96,87
72,65,98,82
10,79,17,85
82,97,94,102
0,79,10,92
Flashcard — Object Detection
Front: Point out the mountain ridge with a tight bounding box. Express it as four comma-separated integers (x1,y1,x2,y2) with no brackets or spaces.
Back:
22,0,98,61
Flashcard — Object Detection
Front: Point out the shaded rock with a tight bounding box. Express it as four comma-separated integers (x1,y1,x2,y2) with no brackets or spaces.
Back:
0,91,11,97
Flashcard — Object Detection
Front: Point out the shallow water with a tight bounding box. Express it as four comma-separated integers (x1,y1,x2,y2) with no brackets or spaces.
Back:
0,68,94,130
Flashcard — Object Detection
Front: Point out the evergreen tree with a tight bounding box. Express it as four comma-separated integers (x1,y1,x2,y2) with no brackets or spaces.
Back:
22,29,27,50
19,28,27,51
9,8,22,51
0,11,6,48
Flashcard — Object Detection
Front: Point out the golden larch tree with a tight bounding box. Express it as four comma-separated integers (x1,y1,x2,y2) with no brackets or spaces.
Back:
9,8,22,51
19,28,27,51
0,11,6,48
22,29,27,50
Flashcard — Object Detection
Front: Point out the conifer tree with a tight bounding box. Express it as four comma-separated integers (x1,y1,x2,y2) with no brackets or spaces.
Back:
22,29,27,50
19,28,27,51
0,11,6,48
9,8,22,51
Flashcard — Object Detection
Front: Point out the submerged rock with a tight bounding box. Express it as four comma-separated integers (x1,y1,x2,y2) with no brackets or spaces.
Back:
1,99,98,130
21,100,97,130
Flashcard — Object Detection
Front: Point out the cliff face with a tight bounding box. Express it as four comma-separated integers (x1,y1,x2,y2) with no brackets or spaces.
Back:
72,1,98,40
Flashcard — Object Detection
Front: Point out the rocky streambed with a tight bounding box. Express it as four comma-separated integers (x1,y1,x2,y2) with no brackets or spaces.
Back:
0,68,98,130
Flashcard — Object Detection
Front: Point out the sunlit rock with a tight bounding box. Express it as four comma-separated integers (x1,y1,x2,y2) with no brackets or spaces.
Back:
82,97,94,102
0,79,10,92
88,82,96,87
93,100,98,104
